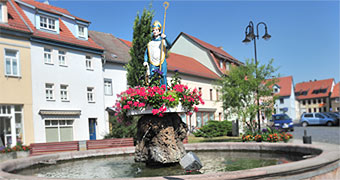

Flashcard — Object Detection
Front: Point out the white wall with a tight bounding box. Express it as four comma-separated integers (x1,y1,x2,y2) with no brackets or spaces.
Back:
102,62,127,122
31,42,107,143
170,35,220,75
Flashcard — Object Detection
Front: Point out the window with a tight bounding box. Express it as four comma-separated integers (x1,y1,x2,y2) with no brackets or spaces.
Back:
226,62,230,71
324,107,327,112
44,48,52,64
60,85,69,101
313,99,316,104
219,59,223,68
104,79,113,96
210,89,213,100
315,113,324,119
45,83,54,100
58,50,66,66
78,25,85,37
318,99,321,103
323,98,327,103
86,55,92,70
45,120,74,142
280,98,284,104
40,16,56,31
302,100,306,105
319,108,322,112
304,113,313,118
337,107,339,111
0,4,2,22
313,108,316,112
199,87,202,93
308,100,311,105
335,98,340,102
308,108,311,113
87,87,95,102
274,88,278,93
4,49,19,76
216,90,219,101
196,112,202,128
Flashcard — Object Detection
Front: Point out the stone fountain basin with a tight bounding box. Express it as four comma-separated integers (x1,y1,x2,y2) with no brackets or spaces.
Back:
0,142,339,180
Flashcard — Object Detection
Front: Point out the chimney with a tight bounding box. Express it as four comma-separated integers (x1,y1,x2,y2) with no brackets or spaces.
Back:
43,0,49,5
0,0,8,24
218,46,223,50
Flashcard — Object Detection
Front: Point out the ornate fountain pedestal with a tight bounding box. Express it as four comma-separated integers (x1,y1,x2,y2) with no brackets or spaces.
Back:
134,113,188,166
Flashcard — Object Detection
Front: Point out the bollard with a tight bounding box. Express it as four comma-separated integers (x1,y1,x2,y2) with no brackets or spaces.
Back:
303,129,312,144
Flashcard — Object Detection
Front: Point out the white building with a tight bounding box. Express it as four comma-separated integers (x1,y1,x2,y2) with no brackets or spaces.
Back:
15,0,107,142
89,31,130,126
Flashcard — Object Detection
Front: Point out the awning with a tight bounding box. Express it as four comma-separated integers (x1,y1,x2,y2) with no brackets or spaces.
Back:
39,110,81,116
197,108,217,112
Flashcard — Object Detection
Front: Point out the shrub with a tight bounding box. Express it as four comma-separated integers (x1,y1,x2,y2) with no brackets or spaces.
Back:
193,120,232,138
104,116,138,139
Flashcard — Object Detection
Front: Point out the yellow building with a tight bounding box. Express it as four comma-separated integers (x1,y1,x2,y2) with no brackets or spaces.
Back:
0,0,34,146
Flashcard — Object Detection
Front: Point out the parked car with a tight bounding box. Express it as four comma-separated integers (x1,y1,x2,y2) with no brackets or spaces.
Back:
270,114,294,131
300,113,339,127
323,112,340,121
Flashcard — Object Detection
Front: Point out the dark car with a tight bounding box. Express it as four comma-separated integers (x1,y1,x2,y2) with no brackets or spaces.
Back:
270,114,294,131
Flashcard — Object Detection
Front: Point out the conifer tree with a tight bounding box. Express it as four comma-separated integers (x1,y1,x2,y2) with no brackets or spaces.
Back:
125,7,154,87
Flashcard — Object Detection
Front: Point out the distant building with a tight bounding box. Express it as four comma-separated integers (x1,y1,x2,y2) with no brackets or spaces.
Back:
295,78,335,115
330,82,339,112
272,76,297,120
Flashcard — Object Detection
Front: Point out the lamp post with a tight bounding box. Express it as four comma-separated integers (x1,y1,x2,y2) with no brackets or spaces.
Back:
242,21,271,131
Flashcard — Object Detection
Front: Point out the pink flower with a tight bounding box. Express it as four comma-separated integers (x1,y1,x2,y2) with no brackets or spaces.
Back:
127,101,133,105
133,101,139,107
123,105,130,110
194,106,199,112
159,113,164,117
152,109,159,115
138,103,145,107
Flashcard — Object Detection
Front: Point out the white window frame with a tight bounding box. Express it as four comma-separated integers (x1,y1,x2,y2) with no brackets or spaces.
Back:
4,49,20,77
226,61,230,71
85,55,93,70
44,47,53,64
78,25,85,38
104,79,113,96
219,59,223,68
45,119,74,142
87,87,95,103
40,15,56,31
58,50,67,66
60,84,69,102
45,83,55,101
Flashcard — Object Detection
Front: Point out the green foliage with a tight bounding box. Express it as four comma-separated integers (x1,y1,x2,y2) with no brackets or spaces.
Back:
193,120,232,138
105,116,138,138
216,59,279,132
0,141,30,153
125,6,154,87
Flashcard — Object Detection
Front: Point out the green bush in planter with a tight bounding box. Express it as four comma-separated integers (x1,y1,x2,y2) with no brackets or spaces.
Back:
193,120,232,138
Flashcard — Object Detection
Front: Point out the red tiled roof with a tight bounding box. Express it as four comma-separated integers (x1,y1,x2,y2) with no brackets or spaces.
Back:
118,38,132,48
167,53,220,80
274,76,293,97
116,39,219,79
13,0,103,50
182,32,240,63
0,0,31,33
21,0,89,22
331,82,339,98
295,78,334,100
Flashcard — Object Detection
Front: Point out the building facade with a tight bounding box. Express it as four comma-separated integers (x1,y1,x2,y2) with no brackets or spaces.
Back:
0,0,34,146
14,0,107,143
330,82,339,112
295,78,335,116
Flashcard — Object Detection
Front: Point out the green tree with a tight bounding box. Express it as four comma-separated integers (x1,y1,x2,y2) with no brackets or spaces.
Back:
217,59,279,133
125,7,154,87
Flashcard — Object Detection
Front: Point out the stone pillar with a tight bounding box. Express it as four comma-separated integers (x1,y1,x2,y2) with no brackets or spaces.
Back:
134,113,188,166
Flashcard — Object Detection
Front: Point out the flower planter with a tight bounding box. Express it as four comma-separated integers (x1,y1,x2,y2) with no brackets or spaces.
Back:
15,151,30,158
127,103,186,116
0,152,15,162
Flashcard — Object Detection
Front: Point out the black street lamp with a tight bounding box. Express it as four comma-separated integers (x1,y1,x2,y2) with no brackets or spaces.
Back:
242,21,271,131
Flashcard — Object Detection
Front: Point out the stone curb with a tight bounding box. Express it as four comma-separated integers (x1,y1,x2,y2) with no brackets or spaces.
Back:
0,142,339,180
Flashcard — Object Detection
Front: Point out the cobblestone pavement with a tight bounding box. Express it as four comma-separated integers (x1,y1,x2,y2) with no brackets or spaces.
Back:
291,125,340,145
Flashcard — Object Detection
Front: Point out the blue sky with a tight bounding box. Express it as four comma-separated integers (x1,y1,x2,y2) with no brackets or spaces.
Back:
48,0,339,84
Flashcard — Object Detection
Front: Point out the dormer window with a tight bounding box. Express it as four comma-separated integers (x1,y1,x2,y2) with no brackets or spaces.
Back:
219,59,223,68
78,25,85,37
40,15,56,31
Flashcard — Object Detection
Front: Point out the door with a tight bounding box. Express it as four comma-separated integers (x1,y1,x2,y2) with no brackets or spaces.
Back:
0,117,11,147
89,118,96,140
